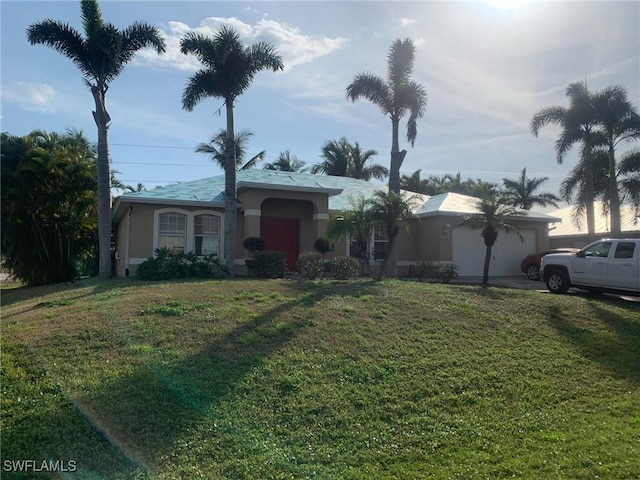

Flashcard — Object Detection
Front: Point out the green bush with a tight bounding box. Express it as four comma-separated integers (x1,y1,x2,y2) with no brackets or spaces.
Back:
137,249,228,280
245,251,287,278
332,256,359,280
243,237,265,254
416,262,458,284
297,252,324,280
313,238,333,258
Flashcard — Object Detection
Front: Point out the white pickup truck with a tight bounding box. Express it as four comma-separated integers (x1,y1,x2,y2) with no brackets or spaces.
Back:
540,238,640,295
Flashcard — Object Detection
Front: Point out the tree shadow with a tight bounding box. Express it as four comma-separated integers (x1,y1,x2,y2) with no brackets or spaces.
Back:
545,299,640,383
3,280,381,477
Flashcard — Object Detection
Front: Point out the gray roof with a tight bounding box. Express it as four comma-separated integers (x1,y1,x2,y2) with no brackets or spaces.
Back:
113,170,559,223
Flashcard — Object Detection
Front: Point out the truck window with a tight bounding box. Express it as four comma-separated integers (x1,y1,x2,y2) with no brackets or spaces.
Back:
614,242,636,259
583,241,612,258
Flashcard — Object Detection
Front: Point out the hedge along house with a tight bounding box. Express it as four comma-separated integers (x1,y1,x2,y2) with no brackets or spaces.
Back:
112,170,560,277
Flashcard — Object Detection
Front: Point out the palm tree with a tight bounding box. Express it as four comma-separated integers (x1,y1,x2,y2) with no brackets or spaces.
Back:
592,85,640,236
326,196,376,278
346,38,427,194
459,196,525,285
367,191,417,278
311,137,388,181
196,129,266,171
400,169,429,194
562,147,640,230
27,0,166,278
531,81,598,239
263,151,307,172
181,26,283,276
501,167,560,210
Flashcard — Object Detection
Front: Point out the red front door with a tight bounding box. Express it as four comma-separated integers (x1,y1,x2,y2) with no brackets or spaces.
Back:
260,218,300,271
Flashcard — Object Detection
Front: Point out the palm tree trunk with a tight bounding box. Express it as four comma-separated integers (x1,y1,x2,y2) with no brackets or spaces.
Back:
92,87,112,279
483,245,492,285
224,100,237,277
389,117,401,194
387,117,401,278
608,144,621,236
583,145,596,241
382,236,401,279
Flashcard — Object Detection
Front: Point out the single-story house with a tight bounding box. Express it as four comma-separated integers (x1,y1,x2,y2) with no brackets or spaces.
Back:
548,202,640,249
112,170,560,277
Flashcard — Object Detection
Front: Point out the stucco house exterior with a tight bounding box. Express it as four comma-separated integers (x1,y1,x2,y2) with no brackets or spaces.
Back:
112,170,560,277
548,202,640,249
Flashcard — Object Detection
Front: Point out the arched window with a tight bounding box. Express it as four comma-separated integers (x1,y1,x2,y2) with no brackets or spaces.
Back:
158,212,187,254
194,214,220,256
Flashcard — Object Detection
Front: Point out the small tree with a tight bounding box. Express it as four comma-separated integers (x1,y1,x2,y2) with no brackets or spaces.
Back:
326,192,417,279
367,191,417,278
459,196,526,285
313,238,332,260
243,237,265,257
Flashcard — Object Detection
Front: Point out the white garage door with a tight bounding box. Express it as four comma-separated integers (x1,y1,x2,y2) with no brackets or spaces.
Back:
452,227,536,276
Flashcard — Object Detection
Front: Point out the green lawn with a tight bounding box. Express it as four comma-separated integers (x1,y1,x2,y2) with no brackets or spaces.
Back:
2,278,639,479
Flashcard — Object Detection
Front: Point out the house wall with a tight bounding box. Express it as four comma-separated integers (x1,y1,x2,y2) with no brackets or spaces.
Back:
113,203,226,276
549,231,640,249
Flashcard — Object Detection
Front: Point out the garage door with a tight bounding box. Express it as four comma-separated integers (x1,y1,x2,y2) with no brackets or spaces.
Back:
452,227,536,276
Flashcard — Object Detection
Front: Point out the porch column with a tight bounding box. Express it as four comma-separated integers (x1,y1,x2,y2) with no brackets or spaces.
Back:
313,213,329,240
244,208,261,243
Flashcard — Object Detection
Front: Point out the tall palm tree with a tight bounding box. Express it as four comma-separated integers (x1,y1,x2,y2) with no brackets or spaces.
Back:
531,81,598,239
501,167,560,210
196,129,266,171
562,147,640,230
181,26,283,276
592,85,640,236
459,197,525,285
27,0,166,278
263,151,307,172
311,137,388,181
346,38,427,194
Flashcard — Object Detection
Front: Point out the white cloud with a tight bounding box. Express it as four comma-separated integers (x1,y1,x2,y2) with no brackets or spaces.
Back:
400,18,417,27
136,17,348,72
2,81,56,112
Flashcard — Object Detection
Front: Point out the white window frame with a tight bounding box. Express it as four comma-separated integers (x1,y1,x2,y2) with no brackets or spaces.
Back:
346,226,389,262
193,212,221,257
153,208,224,259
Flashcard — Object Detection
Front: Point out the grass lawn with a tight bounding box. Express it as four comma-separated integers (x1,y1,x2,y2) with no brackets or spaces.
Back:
2,278,639,479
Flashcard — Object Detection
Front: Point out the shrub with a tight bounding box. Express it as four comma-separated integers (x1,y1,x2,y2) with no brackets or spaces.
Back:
245,251,287,278
297,252,324,280
313,238,333,259
243,237,266,255
416,262,458,284
332,256,359,280
137,249,228,280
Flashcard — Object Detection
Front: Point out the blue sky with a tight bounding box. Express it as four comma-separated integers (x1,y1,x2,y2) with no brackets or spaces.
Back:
1,0,639,207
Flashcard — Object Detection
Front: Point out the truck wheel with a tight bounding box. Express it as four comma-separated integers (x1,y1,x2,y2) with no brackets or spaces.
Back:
546,270,570,294
526,264,540,281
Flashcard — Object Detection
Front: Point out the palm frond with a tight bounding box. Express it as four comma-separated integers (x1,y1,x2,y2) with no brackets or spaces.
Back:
182,69,219,111
26,21,91,78
345,73,392,114
246,42,285,73
530,105,566,137
120,22,166,63
387,38,415,88
240,150,266,171
180,32,219,66
80,0,103,38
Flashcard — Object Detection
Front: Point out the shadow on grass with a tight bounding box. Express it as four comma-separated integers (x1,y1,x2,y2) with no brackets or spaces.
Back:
546,299,640,384
3,280,381,478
